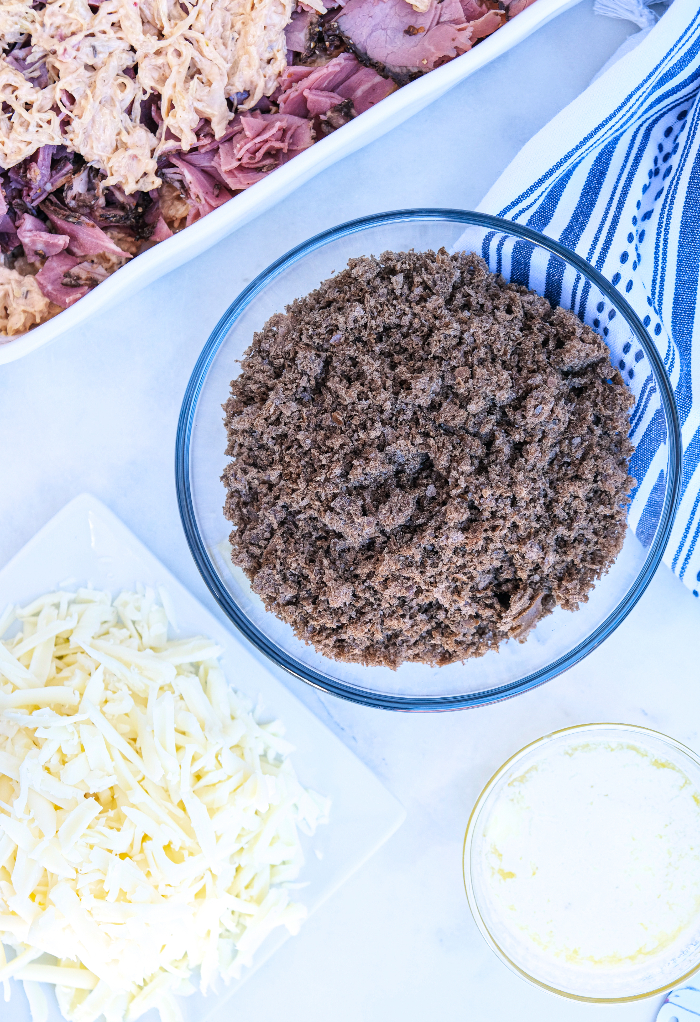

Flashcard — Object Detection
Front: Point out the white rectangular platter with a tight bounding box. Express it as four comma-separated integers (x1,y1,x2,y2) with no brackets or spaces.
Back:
0,0,583,365
0,492,405,1022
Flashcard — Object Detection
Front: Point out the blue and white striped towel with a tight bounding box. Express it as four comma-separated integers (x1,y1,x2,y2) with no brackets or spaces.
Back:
476,0,700,596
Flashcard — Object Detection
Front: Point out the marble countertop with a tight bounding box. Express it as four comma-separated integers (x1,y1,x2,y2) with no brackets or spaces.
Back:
2,4,696,1019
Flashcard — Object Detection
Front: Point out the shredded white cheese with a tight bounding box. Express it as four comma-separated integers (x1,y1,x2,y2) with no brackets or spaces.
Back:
0,587,329,1022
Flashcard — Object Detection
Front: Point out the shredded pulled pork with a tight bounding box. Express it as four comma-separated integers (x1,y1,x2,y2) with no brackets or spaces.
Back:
0,265,58,335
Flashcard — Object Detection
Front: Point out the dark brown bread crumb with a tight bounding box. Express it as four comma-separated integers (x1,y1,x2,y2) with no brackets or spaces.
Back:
222,249,634,668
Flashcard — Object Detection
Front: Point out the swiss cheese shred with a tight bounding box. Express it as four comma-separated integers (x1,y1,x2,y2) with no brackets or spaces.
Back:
0,587,329,1022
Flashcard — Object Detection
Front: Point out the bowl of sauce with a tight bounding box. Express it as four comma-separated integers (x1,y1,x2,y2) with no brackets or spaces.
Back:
464,724,700,1001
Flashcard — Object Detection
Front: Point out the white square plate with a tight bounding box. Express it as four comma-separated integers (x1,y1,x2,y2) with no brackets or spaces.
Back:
0,493,405,1022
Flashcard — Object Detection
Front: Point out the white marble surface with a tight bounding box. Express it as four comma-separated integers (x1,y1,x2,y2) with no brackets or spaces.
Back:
1,4,696,1020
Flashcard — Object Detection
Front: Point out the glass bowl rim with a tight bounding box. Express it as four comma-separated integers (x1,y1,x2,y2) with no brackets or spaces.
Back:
175,208,681,712
462,722,700,1002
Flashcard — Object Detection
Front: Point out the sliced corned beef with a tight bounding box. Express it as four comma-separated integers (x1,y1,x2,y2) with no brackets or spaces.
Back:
171,150,220,170
278,53,360,117
166,156,233,225
211,113,314,191
276,65,323,91
149,216,173,242
61,261,111,288
277,86,312,118
335,65,396,114
35,253,90,308
16,213,70,262
506,0,538,15
235,113,314,160
459,0,488,18
313,100,355,137
456,0,508,28
469,8,506,39
142,187,174,242
304,89,346,116
285,9,320,54
277,52,393,118
41,199,130,259
336,0,472,78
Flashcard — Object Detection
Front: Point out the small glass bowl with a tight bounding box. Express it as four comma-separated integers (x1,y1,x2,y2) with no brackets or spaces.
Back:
175,210,680,711
463,724,700,1002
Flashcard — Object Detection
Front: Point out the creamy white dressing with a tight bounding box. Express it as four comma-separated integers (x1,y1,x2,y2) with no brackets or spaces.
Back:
481,739,700,967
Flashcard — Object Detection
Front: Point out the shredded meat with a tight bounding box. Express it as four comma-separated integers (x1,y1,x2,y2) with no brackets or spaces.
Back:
223,249,635,668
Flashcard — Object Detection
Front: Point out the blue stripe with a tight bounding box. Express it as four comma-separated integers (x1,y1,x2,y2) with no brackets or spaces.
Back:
672,482,700,571
562,140,620,250
636,469,666,547
544,143,621,306
508,240,535,288
629,373,654,431
574,124,644,274
577,275,593,324
591,122,648,271
481,230,498,270
679,510,700,579
667,341,676,376
519,162,584,301
593,98,694,276
630,384,657,440
651,107,694,314
569,270,583,314
628,407,667,505
671,423,700,567
527,162,582,233
670,137,700,425
495,232,509,277
653,96,700,312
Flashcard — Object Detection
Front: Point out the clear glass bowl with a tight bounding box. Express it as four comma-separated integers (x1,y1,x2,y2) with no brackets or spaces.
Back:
463,724,700,1001
175,210,681,710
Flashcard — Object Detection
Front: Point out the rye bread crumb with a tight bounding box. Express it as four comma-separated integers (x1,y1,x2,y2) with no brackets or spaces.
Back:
222,249,634,668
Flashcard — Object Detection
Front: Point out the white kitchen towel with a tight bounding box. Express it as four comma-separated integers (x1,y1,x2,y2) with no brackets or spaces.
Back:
474,0,700,597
